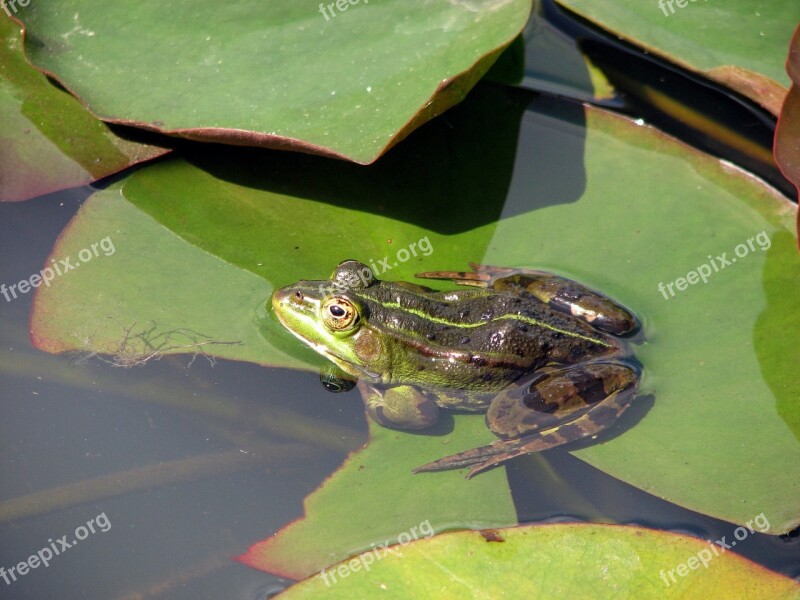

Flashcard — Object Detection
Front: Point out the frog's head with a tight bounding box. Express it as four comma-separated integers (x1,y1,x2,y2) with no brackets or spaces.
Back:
271,260,389,382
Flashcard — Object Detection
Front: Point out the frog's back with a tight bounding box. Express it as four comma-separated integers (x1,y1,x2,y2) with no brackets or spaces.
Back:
353,283,619,390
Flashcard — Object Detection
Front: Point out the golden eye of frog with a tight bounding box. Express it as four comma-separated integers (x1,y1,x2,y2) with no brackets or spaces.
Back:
271,260,641,477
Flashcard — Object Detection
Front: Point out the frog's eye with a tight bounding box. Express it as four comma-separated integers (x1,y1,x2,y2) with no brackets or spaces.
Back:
322,296,360,333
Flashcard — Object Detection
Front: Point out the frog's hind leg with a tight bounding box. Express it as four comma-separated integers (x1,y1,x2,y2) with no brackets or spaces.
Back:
417,264,638,335
413,363,638,478
413,384,634,478
509,272,638,336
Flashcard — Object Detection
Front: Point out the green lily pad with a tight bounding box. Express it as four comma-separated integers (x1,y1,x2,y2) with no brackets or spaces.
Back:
0,13,170,202
555,0,800,115
15,0,531,164
30,85,800,563
237,418,515,580
274,523,800,598
28,189,295,368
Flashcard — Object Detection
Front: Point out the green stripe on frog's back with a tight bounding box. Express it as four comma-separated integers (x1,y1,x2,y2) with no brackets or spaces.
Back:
354,282,613,346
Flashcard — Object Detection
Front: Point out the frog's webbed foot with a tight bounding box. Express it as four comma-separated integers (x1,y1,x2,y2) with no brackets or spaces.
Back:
413,363,638,478
413,385,635,478
412,438,523,477
360,382,439,430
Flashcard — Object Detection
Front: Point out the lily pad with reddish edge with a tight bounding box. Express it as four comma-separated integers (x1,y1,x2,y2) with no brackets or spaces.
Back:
555,0,800,115
774,25,800,245
273,523,800,599
0,14,170,202
15,0,532,164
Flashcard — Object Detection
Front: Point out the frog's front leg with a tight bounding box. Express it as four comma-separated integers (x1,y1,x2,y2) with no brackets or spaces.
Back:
413,362,638,477
358,382,439,430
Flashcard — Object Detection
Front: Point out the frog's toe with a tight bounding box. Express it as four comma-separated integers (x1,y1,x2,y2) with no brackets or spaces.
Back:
412,440,518,476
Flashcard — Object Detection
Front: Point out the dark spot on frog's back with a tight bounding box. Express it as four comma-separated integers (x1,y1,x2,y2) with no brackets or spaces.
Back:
470,355,488,367
569,345,586,361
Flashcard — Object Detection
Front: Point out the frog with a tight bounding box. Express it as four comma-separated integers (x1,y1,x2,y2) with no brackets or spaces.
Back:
271,260,641,478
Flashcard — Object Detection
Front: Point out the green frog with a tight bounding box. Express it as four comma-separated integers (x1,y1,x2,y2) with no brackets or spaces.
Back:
271,260,641,477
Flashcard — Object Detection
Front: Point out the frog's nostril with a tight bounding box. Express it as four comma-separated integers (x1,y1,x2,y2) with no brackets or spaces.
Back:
294,291,304,301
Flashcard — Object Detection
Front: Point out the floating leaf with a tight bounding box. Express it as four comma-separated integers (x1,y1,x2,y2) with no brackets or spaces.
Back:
237,419,515,579
30,86,800,553
774,25,800,244
554,0,800,114
28,190,293,368
0,14,170,202
16,0,531,164
274,524,800,598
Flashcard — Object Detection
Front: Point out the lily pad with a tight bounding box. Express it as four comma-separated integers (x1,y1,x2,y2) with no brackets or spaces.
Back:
28,189,295,368
15,0,531,164
237,418,515,580
554,0,800,114
0,14,170,202
775,25,800,243
274,523,800,598
30,84,800,556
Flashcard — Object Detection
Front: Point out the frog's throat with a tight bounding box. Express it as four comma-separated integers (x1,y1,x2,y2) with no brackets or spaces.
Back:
319,348,382,381
281,323,382,381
